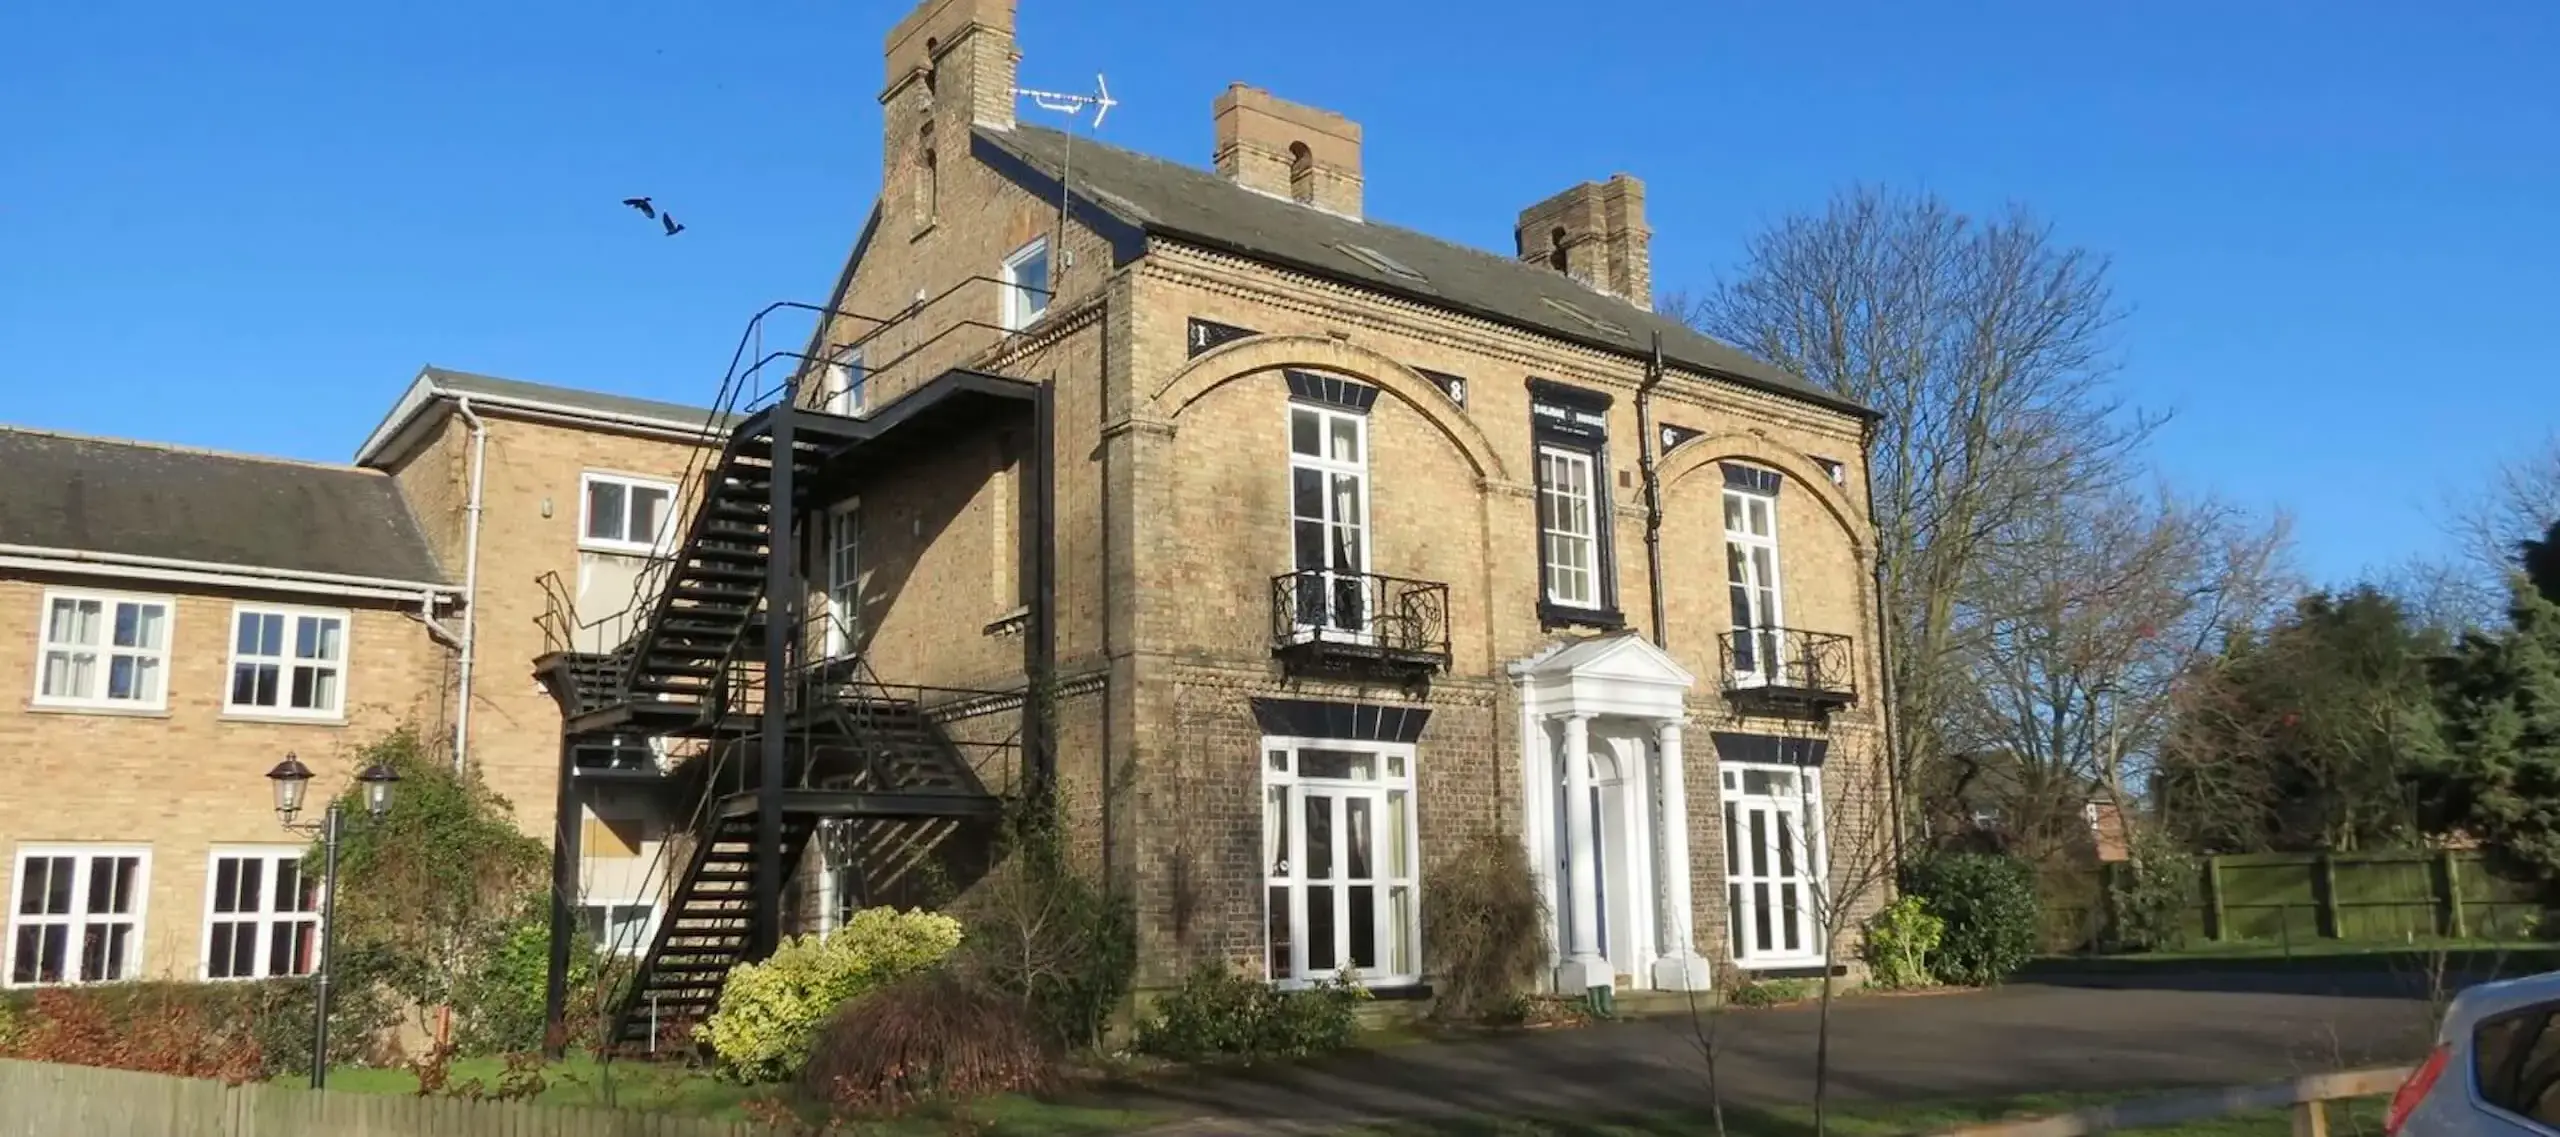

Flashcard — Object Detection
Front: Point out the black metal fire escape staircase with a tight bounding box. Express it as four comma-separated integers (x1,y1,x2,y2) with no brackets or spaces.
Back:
534,400,1008,1049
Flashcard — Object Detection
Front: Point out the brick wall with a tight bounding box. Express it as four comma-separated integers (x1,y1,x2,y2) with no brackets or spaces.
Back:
1101,242,1891,980
0,573,447,982
380,409,712,838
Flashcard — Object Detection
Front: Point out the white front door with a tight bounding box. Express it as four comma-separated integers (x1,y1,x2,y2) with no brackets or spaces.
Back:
1723,763,1826,967
1548,728,1660,985
1554,757,1610,961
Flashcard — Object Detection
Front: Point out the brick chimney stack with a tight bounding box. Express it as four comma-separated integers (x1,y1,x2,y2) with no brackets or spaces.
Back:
1212,84,1363,220
1516,175,1653,311
881,0,1021,135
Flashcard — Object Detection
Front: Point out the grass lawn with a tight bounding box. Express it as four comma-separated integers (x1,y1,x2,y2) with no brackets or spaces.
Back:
1340,1091,2392,1137
302,1056,1165,1135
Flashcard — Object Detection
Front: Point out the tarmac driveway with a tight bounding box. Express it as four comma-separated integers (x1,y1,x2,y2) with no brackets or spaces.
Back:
1122,980,2444,1134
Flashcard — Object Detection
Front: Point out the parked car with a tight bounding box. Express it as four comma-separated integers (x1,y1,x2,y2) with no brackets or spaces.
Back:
2390,969,2560,1136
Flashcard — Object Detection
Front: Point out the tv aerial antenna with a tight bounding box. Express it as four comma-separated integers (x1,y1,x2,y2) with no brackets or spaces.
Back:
1010,73,1116,128
1009,74,1118,290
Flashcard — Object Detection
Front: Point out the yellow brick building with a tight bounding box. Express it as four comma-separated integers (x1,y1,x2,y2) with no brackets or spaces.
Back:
0,371,719,987
2,0,1895,1024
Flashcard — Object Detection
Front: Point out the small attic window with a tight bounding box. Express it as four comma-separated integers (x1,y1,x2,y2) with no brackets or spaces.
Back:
1548,226,1569,272
1539,296,1629,338
1288,141,1315,205
1333,242,1426,284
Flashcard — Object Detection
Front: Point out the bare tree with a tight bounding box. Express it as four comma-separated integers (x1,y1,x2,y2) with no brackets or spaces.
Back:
2378,554,2492,640
1670,186,2154,840
2427,432,2560,632
1942,486,2293,850
1804,746,1903,1137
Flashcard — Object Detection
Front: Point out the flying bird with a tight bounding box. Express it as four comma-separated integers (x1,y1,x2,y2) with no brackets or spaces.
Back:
662,213,685,237
621,196,655,219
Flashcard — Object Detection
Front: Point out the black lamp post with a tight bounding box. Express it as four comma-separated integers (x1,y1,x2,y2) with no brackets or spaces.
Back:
265,753,399,1091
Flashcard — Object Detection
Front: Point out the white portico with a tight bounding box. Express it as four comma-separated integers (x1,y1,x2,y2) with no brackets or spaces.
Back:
1510,633,1714,994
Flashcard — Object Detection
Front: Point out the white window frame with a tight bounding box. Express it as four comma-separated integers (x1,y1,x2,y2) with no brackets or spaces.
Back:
1000,238,1051,331
6,845,150,988
1284,402,1374,644
201,846,321,981
224,603,350,720
1720,762,1828,969
1723,484,1787,686
579,471,679,556
1261,737,1420,989
821,347,867,417
579,899,656,957
1537,446,1601,609
30,589,173,712
823,499,861,659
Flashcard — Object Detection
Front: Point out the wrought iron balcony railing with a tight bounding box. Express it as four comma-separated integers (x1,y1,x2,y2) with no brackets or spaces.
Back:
1718,626,1857,712
1269,570,1451,679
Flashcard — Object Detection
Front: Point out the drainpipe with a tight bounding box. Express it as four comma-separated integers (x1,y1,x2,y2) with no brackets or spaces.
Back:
1637,331,1669,650
452,396,490,776
1861,416,1907,870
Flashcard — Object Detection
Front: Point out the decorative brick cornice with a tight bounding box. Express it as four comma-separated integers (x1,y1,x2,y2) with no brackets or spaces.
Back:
971,293,1107,372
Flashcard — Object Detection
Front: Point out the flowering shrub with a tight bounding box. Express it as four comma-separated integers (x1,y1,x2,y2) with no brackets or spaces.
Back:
696,907,963,1082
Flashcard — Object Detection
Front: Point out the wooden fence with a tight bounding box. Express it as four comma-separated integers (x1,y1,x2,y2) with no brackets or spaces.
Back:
0,1059,791,1137
1930,1063,2414,1137
2043,849,2545,952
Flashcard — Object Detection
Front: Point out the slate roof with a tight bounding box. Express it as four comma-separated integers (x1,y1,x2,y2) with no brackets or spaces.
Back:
353,365,729,468
418,366,731,431
979,125,1872,419
0,428,449,584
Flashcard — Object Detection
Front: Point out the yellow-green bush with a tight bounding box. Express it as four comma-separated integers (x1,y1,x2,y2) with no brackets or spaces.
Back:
696,907,962,1082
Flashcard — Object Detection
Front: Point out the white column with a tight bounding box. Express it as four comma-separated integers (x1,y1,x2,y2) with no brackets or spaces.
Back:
1556,712,1614,991
1651,718,1712,990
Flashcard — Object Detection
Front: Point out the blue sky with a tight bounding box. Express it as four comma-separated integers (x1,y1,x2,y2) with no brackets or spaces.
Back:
3,0,2553,583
